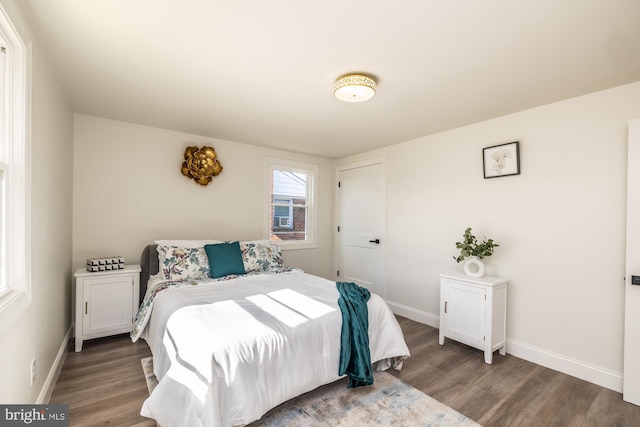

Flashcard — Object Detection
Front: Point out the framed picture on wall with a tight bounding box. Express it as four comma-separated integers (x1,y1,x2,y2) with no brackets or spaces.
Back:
483,141,520,178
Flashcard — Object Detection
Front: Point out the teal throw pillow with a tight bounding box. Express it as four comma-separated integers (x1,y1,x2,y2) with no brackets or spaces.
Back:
204,241,246,278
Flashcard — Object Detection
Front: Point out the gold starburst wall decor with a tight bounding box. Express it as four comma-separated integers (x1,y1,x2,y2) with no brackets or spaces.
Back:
181,145,223,186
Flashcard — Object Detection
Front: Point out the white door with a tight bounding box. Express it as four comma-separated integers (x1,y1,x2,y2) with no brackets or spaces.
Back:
625,118,640,405
337,161,385,296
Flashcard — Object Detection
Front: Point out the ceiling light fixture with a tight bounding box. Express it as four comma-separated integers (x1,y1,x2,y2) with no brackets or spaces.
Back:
334,74,376,103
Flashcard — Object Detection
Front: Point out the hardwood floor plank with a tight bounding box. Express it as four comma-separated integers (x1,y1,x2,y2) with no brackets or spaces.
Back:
49,317,640,427
70,389,151,426
50,334,152,426
534,375,602,427
585,387,640,427
445,384,502,422
476,365,564,426
471,354,538,396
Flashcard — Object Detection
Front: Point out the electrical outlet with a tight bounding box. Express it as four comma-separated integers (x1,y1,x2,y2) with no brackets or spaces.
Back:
30,358,36,386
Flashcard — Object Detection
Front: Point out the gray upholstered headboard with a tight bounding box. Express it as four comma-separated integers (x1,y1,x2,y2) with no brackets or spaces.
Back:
140,244,159,304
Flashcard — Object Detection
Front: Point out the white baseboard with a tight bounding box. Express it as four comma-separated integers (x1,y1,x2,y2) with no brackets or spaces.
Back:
385,303,623,393
37,325,72,404
386,300,439,329
507,338,623,393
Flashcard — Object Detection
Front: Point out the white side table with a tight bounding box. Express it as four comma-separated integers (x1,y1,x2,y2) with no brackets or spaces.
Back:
439,272,508,364
74,265,141,352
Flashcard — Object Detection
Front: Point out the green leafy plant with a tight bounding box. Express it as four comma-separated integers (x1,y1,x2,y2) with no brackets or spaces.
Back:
453,227,499,263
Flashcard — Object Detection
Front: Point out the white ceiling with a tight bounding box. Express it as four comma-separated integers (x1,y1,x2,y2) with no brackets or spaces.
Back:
20,0,640,159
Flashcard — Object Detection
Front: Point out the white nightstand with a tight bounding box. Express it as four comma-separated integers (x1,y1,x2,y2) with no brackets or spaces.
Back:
439,272,508,364
74,265,141,352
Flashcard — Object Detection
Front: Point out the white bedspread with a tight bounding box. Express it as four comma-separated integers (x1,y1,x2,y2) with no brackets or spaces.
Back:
139,271,410,427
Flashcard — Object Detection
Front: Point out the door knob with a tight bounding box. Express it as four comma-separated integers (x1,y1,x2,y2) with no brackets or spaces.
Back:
369,239,380,244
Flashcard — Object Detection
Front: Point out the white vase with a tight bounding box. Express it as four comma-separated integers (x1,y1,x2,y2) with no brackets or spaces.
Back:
463,256,485,278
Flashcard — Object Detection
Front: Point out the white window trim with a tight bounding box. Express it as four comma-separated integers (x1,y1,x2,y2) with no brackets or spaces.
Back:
264,157,318,250
0,4,31,335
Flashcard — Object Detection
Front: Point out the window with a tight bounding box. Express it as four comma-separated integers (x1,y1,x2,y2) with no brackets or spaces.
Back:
273,198,293,229
265,158,318,249
0,4,30,331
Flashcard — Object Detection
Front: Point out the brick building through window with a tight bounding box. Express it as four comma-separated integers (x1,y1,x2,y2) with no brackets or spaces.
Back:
270,170,307,241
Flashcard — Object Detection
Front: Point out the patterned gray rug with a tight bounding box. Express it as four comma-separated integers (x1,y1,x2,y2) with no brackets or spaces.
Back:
141,357,481,427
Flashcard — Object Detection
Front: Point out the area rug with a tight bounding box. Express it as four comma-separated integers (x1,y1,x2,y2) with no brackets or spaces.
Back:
141,357,481,426
141,356,157,394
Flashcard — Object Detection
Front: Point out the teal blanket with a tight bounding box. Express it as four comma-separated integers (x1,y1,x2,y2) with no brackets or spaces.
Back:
337,281,373,388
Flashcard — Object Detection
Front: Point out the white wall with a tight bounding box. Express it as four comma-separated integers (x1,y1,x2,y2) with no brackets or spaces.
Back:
336,81,640,391
0,0,74,403
72,115,334,278
73,82,640,392
1,1,635,399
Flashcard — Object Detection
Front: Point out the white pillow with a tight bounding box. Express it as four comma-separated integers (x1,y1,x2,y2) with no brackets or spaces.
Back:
154,239,222,248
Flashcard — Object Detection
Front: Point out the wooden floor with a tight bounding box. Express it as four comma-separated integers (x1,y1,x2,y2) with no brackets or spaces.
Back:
50,316,640,426
50,333,154,426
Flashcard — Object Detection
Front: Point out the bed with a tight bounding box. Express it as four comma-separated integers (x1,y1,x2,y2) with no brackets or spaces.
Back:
132,240,410,427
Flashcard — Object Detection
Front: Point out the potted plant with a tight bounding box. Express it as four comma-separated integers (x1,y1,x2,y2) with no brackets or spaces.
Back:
453,227,499,277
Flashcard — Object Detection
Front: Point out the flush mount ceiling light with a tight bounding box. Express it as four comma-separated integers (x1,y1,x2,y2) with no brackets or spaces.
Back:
334,74,376,102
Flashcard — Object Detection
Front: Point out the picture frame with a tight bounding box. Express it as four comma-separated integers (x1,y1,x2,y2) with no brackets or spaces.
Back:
483,141,520,178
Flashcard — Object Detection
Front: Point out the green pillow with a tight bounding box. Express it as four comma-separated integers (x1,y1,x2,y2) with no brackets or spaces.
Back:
204,241,246,278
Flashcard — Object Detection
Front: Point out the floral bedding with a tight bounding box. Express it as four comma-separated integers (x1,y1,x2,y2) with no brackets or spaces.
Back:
130,266,300,341
132,239,295,341
155,240,285,281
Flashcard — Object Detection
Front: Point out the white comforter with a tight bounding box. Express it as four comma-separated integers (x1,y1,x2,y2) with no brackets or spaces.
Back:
139,271,410,427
